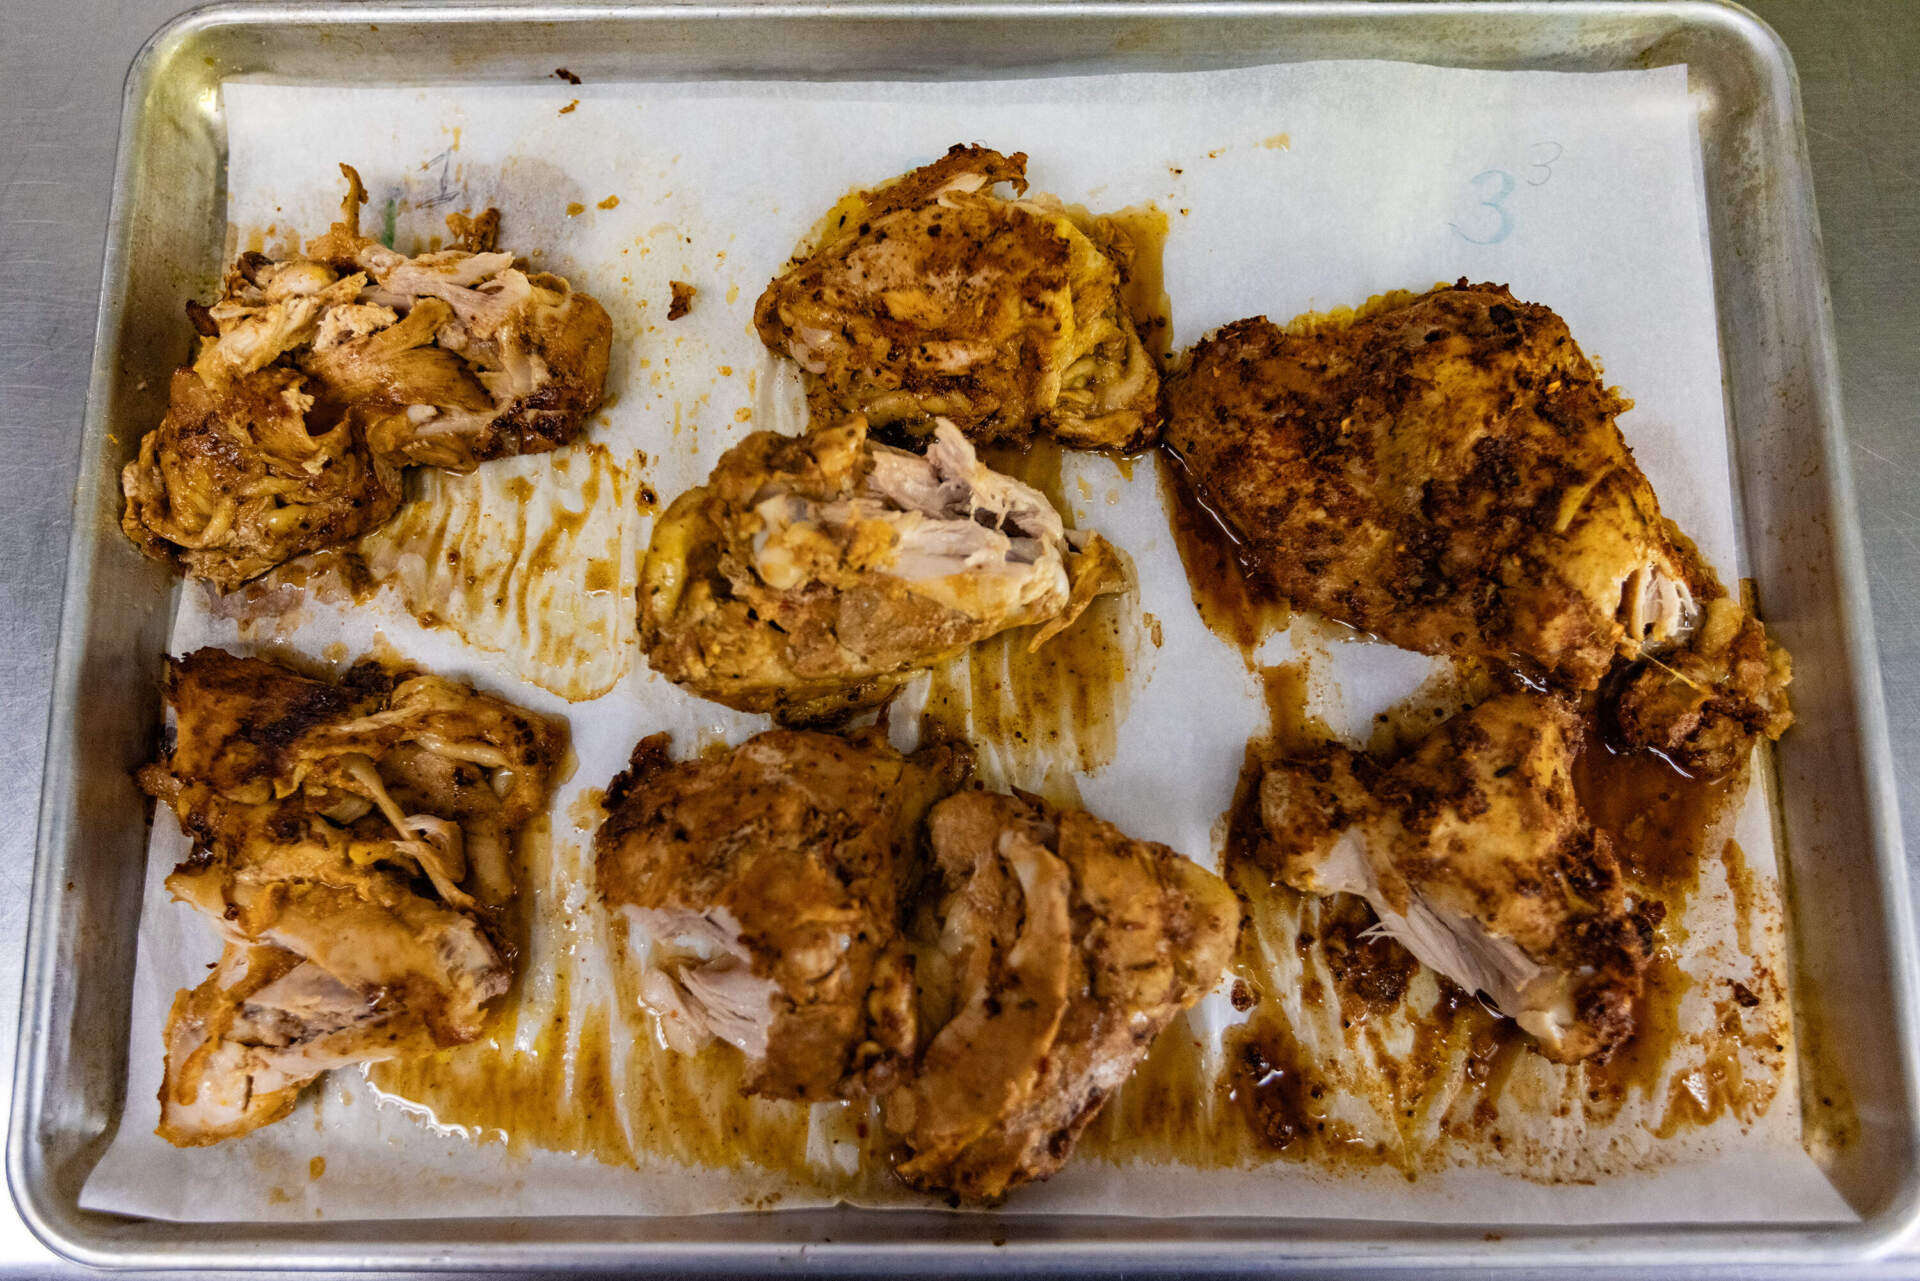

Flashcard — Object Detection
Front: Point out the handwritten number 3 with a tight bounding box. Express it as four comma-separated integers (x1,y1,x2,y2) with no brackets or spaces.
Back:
1526,141,1563,187
1450,169,1516,245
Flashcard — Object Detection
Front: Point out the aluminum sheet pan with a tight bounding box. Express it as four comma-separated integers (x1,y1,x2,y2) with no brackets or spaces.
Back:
11,0,1916,1270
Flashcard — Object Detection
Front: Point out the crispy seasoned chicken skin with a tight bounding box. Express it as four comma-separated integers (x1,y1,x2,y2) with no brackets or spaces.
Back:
1165,282,1790,777
594,729,967,1102
885,791,1239,1201
140,647,564,1145
640,415,1129,723
1611,595,1793,778
122,163,612,589
1257,691,1647,1063
754,145,1160,450
120,364,406,590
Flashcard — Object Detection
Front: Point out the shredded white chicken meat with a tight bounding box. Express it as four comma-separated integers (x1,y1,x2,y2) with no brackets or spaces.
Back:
640,416,1128,722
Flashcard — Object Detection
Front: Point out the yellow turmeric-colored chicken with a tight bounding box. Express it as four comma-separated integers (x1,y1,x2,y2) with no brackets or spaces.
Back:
640,415,1128,723
122,164,612,590
754,145,1160,450
1165,281,1790,778
140,647,564,1145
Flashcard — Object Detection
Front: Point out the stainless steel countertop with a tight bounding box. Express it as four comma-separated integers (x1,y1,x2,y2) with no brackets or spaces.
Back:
3,1,1914,1276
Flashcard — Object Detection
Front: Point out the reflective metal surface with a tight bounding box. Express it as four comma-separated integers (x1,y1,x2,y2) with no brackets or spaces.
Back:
2,0,1917,1275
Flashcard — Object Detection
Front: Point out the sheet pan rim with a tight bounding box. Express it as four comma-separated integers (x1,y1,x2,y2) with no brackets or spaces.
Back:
14,0,1915,1268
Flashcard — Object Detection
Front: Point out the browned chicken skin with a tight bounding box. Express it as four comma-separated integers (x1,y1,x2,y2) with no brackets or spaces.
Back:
1256,691,1647,1064
1165,282,1790,778
640,415,1128,723
594,729,968,1102
1611,595,1792,777
122,164,613,590
884,791,1239,1201
754,145,1160,450
120,364,405,589
140,647,564,1145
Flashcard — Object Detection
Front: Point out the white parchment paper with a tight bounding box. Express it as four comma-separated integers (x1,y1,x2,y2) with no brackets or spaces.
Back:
81,61,1854,1226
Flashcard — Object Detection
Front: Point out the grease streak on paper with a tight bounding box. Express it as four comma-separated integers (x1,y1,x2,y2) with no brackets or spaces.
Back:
355,440,644,702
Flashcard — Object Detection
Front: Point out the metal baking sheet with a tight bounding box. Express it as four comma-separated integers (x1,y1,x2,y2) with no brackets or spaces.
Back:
11,0,1916,1269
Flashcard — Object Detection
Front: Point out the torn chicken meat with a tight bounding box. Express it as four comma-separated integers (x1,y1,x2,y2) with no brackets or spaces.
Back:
1165,281,1791,777
594,729,967,1101
755,145,1161,450
140,647,564,1144
1256,691,1648,1063
639,415,1129,723
158,942,437,1146
884,791,1239,1201
122,163,612,589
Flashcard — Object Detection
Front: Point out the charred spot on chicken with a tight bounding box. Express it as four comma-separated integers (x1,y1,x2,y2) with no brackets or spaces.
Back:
122,163,613,590
883,790,1239,1201
639,415,1130,723
139,647,564,1145
1254,691,1646,1064
1164,281,1790,780
594,728,968,1102
754,145,1161,451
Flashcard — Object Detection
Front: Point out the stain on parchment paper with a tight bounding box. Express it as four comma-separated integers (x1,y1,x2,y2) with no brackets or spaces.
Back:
917,592,1139,793
1157,451,1290,660
353,440,644,702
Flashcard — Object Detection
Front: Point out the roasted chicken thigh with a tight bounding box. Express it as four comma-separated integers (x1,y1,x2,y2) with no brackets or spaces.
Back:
640,416,1128,722
594,729,967,1101
754,145,1160,450
140,647,564,1144
1166,282,1790,777
123,164,612,590
884,791,1239,1201
1256,691,1647,1063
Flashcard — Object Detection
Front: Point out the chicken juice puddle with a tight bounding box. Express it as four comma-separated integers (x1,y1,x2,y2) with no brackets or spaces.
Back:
1155,451,1290,658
